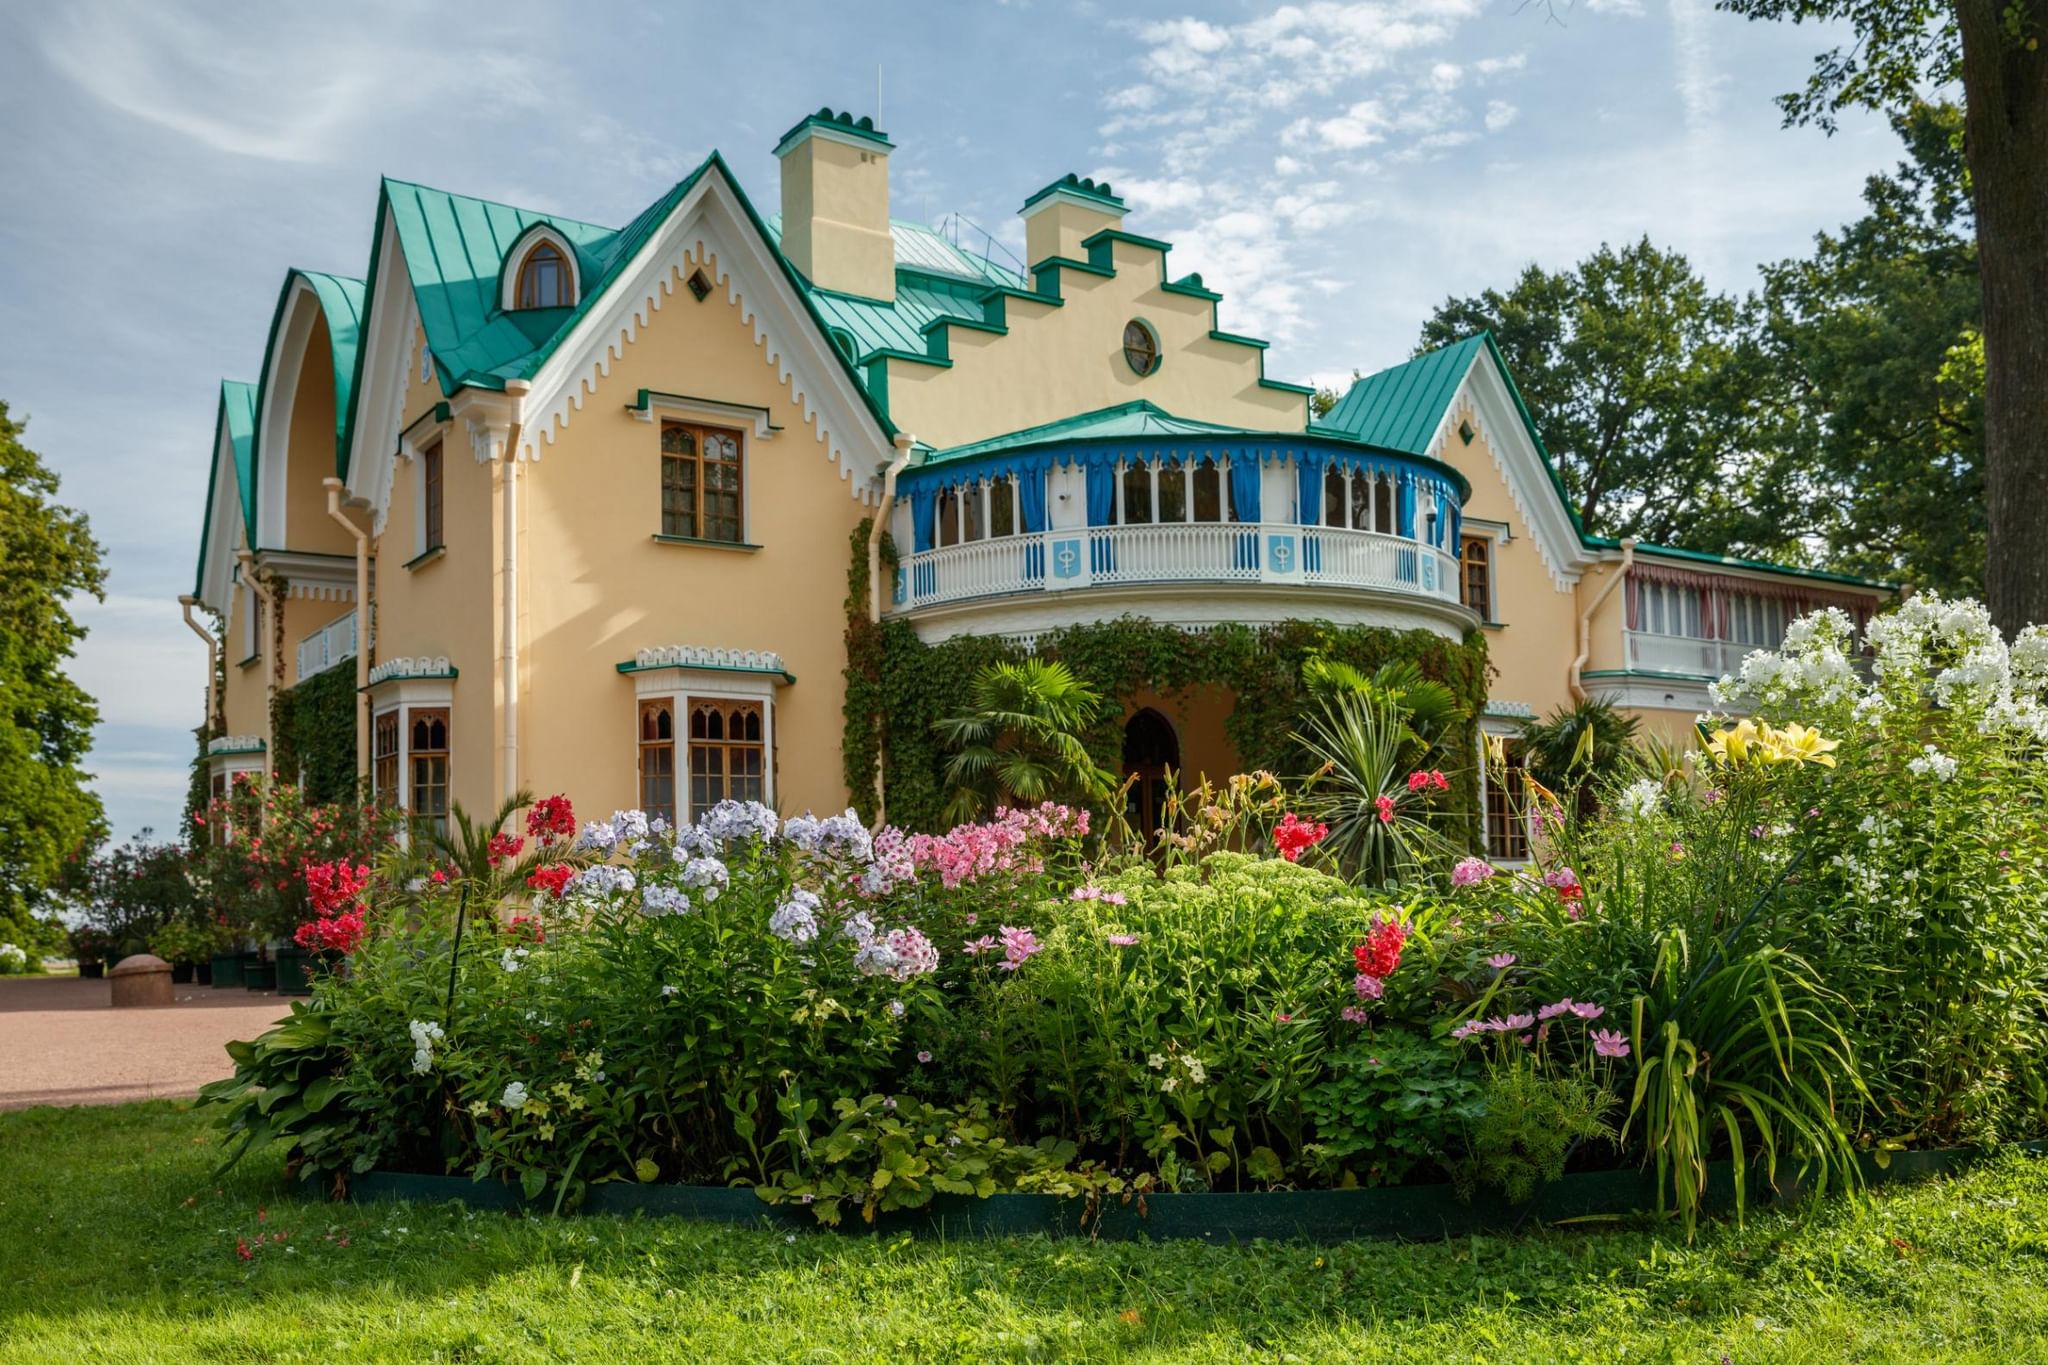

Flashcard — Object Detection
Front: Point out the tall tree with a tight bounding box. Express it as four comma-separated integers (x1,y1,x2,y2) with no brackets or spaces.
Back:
1754,101,1984,594
1418,239,1799,555
0,402,107,951
1720,0,2048,634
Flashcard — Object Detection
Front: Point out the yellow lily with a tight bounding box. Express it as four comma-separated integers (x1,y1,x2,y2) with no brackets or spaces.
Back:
1706,718,1764,767
1768,722,1840,768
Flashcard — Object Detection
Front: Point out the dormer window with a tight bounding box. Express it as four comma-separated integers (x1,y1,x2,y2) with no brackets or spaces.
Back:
516,241,571,308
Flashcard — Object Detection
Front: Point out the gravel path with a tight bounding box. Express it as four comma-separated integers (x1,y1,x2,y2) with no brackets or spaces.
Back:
0,975,290,1110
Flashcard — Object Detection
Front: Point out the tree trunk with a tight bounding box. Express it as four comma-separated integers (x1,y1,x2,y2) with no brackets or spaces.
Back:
1959,0,2048,635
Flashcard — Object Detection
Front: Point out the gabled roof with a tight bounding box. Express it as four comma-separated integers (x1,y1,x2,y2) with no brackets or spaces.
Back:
922,400,1255,466
251,269,366,485
1317,334,1486,455
378,169,707,394
193,379,256,597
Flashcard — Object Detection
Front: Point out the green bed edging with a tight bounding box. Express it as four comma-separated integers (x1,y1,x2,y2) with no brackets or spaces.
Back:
349,1145,2036,1241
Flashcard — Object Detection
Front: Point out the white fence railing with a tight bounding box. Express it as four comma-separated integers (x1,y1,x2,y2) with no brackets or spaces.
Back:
893,523,1462,613
1623,630,1752,679
295,610,358,684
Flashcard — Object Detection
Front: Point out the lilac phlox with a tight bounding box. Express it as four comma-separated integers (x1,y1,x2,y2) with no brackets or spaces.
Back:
698,799,779,846
572,864,636,898
1353,973,1385,1000
640,884,690,917
1340,1006,1371,1024
1591,1029,1631,1059
1451,857,1496,888
840,910,878,943
769,889,821,944
997,925,1042,971
677,856,729,903
574,820,620,853
1542,867,1579,891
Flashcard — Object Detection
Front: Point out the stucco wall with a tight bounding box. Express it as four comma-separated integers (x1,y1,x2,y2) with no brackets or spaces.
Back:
280,315,353,557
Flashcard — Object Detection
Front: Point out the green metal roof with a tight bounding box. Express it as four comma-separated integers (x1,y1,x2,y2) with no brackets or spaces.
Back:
1021,174,1126,214
773,108,893,156
248,269,365,528
1600,539,1899,591
193,379,258,596
920,400,1255,466
1317,334,1485,455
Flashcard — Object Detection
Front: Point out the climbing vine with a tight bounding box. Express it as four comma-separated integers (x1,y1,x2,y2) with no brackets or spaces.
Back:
842,525,1492,842
271,664,359,805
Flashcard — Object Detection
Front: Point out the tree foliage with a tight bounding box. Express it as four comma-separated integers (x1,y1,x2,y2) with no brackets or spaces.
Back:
0,401,106,950
934,661,1117,825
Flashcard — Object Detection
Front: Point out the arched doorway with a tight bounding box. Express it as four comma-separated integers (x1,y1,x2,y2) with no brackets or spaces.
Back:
1123,708,1180,841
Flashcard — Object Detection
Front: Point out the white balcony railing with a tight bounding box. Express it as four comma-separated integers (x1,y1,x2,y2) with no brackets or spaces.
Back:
1623,630,1754,679
893,523,1462,613
295,610,358,684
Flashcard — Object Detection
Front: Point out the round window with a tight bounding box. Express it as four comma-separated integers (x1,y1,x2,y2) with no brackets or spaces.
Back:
1122,319,1160,377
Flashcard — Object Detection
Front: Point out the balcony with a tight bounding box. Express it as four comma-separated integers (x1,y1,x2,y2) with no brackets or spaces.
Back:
1622,629,1754,679
895,522,1462,616
295,610,358,684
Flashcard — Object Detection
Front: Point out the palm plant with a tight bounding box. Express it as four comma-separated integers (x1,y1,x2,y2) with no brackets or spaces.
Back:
934,660,1117,825
1293,688,1454,884
1302,655,1464,767
1519,698,1643,812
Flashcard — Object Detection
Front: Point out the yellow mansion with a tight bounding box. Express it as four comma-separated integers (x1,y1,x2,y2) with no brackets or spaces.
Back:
183,108,1890,859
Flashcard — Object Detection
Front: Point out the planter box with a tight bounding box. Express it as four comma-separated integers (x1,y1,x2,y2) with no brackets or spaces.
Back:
195,960,214,986
209,953,244,988
170,962,195,985
78,961,104,980
274,948,313,996
352,1145,2012,1242
242,962,277,991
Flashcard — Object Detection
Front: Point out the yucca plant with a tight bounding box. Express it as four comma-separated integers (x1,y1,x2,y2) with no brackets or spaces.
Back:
934,660,1118,825
1293,688,1456,884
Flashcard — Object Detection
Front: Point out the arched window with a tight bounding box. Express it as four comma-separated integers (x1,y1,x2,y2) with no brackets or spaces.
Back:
515,241,572,309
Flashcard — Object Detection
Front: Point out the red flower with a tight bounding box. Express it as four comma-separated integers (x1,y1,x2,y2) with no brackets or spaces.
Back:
504,914,546,944
1351,915,1410,980
526,795,576,846
236,1239,252,1261
430,869,449,885
486,832,525,868
1374,794,1396,825
526,864,573,898
1272,812,1330,863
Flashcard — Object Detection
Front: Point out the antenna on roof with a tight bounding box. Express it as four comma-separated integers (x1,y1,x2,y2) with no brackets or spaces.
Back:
876,63,883,128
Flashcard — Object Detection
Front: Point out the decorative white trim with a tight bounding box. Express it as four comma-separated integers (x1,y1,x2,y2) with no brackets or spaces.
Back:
1424,357,1597,593
1483,699,1535,720
368,655,453,686
248,549,359,600
1020,187,1125,222
626,392,780,441
627,645,791,677
255,276,329,550
511,164,890,503
498,224,582,312
774,122,892,158
196,413,246,614
898,580,1474,647
1581,675,1721,716
345,213,426,535
369,684,454,813
207,735,267,755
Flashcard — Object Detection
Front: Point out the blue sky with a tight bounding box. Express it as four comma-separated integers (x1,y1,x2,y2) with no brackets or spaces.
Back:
0,0,1898,847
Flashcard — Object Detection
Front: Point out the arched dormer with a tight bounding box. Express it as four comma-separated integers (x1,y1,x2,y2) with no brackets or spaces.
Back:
499,224,581,311
252,269,365,552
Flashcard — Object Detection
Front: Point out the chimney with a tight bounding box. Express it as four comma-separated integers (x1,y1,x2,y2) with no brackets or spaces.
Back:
775,108,896,302
1020,175,1127,267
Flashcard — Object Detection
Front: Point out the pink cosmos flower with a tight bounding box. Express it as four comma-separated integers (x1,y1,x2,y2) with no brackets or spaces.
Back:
997,925,1042,971
1486,953,1516,970
962,935,997,956
1501,1013,1535,1031
1449,1020,1482,1040
1106,933,1140,946
1591,1029,1631,1059
1537,999,1575,1022
1569,1001,1605,1020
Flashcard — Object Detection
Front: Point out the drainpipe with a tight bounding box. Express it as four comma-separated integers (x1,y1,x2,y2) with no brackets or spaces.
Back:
236,549,277,776
500,381,529,805
178,595,221,735
322,477,373,788
1571,537,1636,701
867,433,918,828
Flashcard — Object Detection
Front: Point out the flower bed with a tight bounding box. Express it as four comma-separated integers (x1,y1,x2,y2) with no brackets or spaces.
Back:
205,595,2048,1238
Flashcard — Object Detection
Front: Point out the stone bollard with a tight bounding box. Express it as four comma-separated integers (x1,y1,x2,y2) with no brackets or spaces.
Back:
109,953,175,1008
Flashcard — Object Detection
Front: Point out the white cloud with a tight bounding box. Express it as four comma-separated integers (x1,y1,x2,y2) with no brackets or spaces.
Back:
1430,62,1463,91
1315,101,1391,150
1485,100,1519,132
1115,176,1207,213
1583,0,1646,13
1274,154,1305,175
1474,54,1528,78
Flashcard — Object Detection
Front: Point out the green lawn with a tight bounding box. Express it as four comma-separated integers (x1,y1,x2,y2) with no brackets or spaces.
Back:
4,1103,2048,1362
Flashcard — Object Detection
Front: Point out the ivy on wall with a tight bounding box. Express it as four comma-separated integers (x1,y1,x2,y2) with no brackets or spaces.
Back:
270,664,359,805
842,520,1493,843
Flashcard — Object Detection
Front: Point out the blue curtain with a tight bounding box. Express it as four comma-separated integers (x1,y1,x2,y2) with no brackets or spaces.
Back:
1448,503,1462,553
1294,454,1323,526
910,485,938,553
1229,453,1261,524
1085,464,1115,527
1019,468,1047,533
1397,475,1416,539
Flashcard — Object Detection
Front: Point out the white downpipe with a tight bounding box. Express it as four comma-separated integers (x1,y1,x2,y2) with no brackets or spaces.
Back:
501,382,529,805
178,595,220,734
236,549,277,777
868,433,917,829
1571,537,1635,701
322,478,373,786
